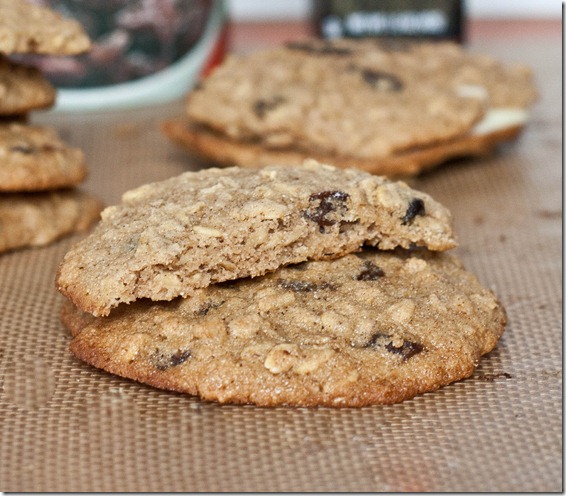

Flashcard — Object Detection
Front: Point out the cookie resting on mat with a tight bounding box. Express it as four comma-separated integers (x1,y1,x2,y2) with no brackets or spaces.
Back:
0,0,90,55
0,190,102,254
0,123,88,192
56,160,456,317
163,38,537,176
62,248,506,407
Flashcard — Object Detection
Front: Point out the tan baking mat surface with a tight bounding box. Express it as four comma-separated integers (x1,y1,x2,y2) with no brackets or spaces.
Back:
0,38,561,492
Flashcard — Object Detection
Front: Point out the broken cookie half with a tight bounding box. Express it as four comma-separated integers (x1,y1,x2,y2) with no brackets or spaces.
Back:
57,160,456,317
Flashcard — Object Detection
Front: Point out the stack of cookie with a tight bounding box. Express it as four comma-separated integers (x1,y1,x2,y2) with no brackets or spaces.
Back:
0,0,102,254
57,161,506,407
163,38,537,177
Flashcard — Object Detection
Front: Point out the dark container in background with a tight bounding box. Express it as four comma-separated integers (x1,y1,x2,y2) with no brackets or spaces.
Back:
312,0,465,43
19,0,228,112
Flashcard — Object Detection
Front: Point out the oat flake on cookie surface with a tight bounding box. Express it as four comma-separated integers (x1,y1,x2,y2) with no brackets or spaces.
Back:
57,160,456,316
63,248,506,407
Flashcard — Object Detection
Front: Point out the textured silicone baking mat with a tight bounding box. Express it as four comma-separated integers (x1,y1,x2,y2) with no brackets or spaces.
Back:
0,37,561,492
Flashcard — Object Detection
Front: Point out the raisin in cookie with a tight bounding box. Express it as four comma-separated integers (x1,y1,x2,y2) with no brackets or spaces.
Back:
163,38,536,176
0,0,90,55
57,160,456,317
63,248,506,407
0,123,88,191
0,56,56,115
0,190,102,254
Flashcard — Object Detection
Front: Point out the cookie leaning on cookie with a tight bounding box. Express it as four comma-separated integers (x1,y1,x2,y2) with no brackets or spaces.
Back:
61,248,506,407
57,162,507,407
163,38,536,176
57,160,456,317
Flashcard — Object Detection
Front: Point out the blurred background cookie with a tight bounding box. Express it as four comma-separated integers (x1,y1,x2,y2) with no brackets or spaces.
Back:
0,0,90,55
0,190,102,254
0,56,56,115
0,0,100,253
0,123,87,191
163,38,537,177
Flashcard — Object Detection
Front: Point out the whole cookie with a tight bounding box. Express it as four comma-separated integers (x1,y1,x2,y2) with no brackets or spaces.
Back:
0,123,88,191
165,38,536,176
64,248,506,407
0,0,90,55
57,160,456,316
185,39,485,160
162,117,525,177
0,56,56,115
0,189,102,254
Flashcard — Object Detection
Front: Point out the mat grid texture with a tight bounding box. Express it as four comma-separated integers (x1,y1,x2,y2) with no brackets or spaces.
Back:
0,37,561,492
